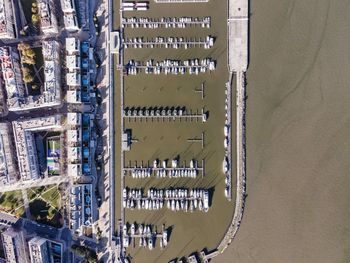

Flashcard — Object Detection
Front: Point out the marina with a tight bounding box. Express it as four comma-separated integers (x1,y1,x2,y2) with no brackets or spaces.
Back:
121,223,169,250
123,158,204,179
123,188,210,212
113,0,237,262
223,81,232,200
123,35,215,49
124,58,216,75
123,107,208,122
121,16,211,28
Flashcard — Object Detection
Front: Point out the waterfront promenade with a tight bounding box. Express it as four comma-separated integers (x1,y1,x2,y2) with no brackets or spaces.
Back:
216,0,248,255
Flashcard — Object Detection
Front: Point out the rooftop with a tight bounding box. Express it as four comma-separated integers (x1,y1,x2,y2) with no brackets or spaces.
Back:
0,0,14,38
66,38,80,54
12,115,62,181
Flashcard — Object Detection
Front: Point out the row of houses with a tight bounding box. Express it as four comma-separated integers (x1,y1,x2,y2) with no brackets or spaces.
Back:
2,227,63,263
66,37,94,104
69,184,94,235
66,112,94,176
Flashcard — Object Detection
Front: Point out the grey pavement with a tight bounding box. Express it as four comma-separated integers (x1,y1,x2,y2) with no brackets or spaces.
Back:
0,176,71,193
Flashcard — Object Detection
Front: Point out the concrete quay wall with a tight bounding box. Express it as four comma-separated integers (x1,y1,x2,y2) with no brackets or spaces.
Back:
228,0,248,72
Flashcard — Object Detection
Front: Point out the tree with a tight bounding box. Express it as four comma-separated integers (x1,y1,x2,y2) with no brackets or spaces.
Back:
31,3,39,25
18,43,36,65
18,42,30,51
32,14,40,25
71,245,97,262
22,67,34,83
25,48,36,58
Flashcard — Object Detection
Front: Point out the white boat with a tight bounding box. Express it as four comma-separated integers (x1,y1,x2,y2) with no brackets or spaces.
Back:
203,190,209,212
162,160,167,168
223,157,229,173
190,160,194,168
167,200,171,209
123,236,130,247
224,125,230,136
148,237,154,250
146,225,151,236
137,200,141,209
123,188,127,199
176,200,180,211
130,223,135,235
171,200,175,211
139,237,144,247
171,159,178,168
198,199,203,211
180,199,184,210
138,224,143,235
225,187,230,198
162,229,168,247
153,159,158,168
193,199,198,209
123,225,128,236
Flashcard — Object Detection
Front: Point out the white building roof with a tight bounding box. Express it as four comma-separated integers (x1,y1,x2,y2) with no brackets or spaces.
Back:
64,13,79,32
66,55,80,70
68,163,81,177
67,146,80,160
67,72,81,86
66,90,81,104
66,38,80,54
60,0,75,13
67,129,80,143
67,112,81,126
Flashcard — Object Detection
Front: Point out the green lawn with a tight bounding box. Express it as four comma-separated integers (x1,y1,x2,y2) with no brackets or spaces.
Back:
41,186,60,208
0,191,25,217
28,185,62,227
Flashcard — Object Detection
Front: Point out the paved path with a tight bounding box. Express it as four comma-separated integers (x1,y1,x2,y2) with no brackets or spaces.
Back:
21,189,31,219
216,0,248,256
217,71,246,253
0,176,71,193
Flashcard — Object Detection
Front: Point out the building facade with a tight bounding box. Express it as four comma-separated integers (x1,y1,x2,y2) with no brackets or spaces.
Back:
1,228,28,263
